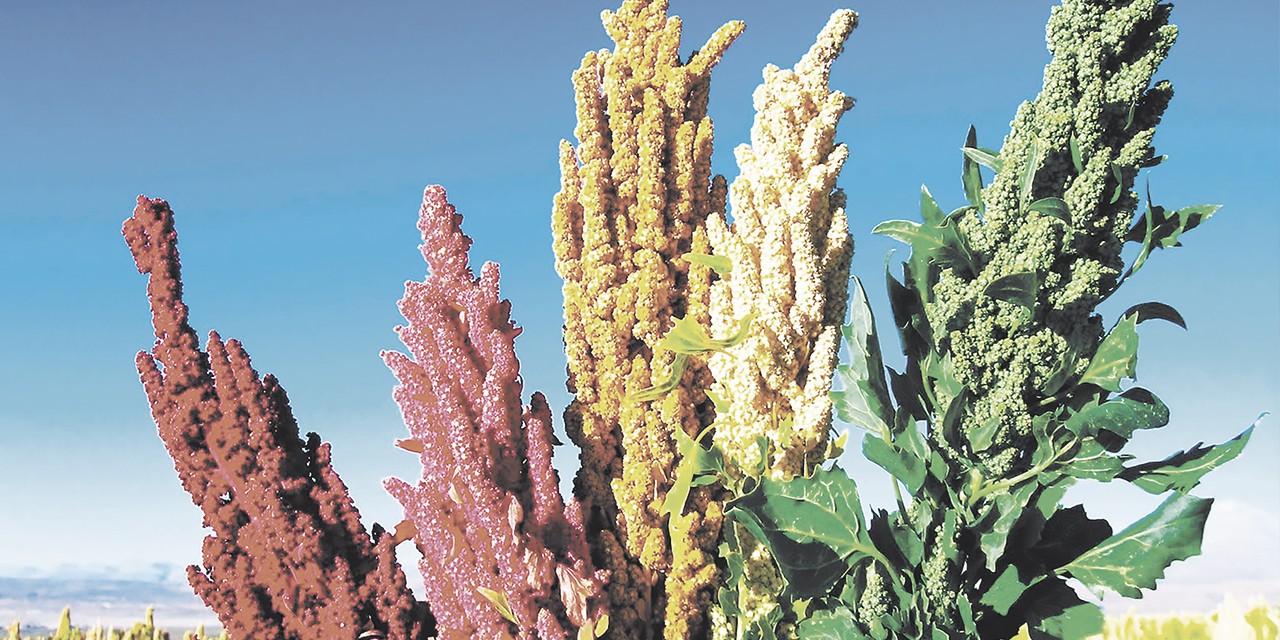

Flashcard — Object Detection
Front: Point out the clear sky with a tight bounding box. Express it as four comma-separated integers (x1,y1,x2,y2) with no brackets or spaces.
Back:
1,0,1276,628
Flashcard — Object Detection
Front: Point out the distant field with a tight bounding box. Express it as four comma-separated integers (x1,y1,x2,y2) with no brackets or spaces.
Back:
4,593,1275,639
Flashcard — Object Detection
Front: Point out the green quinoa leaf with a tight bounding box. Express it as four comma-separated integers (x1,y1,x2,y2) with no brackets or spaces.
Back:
630,353,688,402
1062,492,1212,599
920,185,946,226
1062,441,1130,482
1122,302,1186,329
977,482,1038,573
1062,387,1169,442
1123,187,1219,281
961,146,1003,173
796,609,869,640
1019,578,1105,640
983,272,1038,312
963,125,985,211
1119,422,1257,494
1027,197,1071,225
863,434,926,495
1069,136,1084,174
1079,314,1138,392
660,424,725,518
725,466,880,599
681,252,733,274
981,565,1031,616
833,278,895,438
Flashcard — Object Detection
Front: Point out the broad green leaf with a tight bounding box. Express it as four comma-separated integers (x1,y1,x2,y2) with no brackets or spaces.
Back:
725,466,879,598
797,609,870,640
863,434,926,494
1063,492,1213,599
1122,302,1186,329
681,252,733,274
832,278,896,437
962,146,1004,173
1063,387,1169,441
1119,423,1256,494
1062,441,1129,482
1079,315,1138,391
1028,197,1071,225
981,565,1031,616
983,272,1038,312
963,125,984,211
1031,504,1113,572
873,220,975,273
1019,138,1044,207
920,185,945,226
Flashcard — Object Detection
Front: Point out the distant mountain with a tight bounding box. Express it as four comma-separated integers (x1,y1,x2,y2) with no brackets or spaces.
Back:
0,576,222,634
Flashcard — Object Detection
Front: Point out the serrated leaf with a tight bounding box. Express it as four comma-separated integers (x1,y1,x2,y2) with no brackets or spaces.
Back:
658,313,756,355
1079,314,1138,391
984,272,1038,312
1122,302,1186,329
874,220,975,273
863,434,926,494
1119,422,1256,494
885,260,932,366
1122,196,1220,281
833,278,896,438
1031,504,1113,572
963,125,984,211
682,252,733,274
1028,197,1071,225
1063,492,1213,599
920,185,945,227
1063,387,1169,441
725,466,879,599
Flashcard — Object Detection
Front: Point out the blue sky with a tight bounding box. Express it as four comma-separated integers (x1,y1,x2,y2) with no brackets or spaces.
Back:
1,0,1276,628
